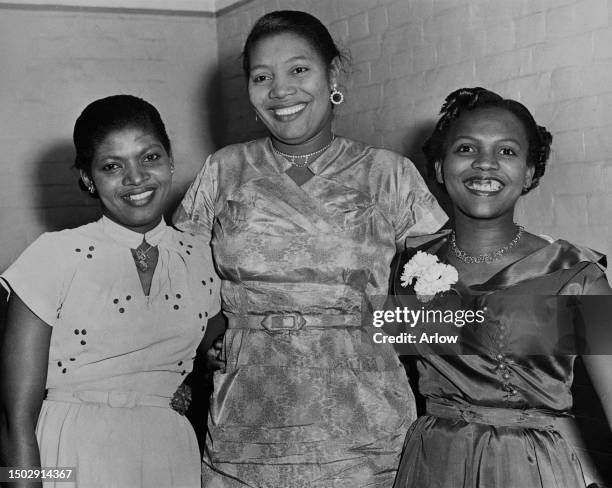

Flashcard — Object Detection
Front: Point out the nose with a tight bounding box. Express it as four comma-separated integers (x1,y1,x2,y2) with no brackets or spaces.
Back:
472,150,499,171
123,163,147,186
269,75,296,99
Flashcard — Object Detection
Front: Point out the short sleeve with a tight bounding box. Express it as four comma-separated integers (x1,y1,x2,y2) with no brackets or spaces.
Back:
393,158,447,249
173,155,217,241
0,233,64,326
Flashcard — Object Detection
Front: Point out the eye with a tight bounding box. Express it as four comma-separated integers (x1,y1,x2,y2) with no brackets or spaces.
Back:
144,153,160,163
101,162,120,172
251,73,270,83
455,144,474,154
293,66,309,75
499,147,517,156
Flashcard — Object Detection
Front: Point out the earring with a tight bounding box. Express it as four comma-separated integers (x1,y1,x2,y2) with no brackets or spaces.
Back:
87,183,96,195
255,113,259,122
170,164,175,175
330,84,344,105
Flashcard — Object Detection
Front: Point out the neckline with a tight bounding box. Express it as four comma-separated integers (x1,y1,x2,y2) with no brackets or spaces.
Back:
452,239,603,292
101,216,168,248
402,233,604,294
266,136,339,175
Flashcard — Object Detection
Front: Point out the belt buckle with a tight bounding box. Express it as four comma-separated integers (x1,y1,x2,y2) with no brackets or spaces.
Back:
108,391,138,408
261,313,306,331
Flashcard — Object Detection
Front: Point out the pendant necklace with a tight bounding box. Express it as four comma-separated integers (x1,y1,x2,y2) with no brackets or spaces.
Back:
131,240,156,272
450,225,524,264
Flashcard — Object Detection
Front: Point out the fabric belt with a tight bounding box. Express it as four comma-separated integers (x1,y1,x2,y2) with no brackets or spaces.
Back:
226,312,362,331
46,389,171,409
426,400,569,430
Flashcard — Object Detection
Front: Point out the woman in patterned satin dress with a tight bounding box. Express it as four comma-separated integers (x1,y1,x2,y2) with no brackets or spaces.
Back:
173,10,447,488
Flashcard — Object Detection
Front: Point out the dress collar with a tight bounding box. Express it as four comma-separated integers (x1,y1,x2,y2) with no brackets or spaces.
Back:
101,216,168,248
396,234,606,295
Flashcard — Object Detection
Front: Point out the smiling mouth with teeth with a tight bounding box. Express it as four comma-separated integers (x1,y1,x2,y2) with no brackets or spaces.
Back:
465,179,504,192
125,190,154,201
273,103,306,117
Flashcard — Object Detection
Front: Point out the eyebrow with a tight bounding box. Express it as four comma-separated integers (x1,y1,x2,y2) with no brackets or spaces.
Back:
95,142,164,160
453,135,524,146
249,55,312,72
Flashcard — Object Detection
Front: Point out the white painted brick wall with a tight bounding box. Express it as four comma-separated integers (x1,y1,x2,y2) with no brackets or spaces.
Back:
0,8,219,271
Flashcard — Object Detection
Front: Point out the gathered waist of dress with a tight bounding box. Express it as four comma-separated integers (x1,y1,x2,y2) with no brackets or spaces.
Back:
426,400,571,431
46,389,171,409
226,312,363,331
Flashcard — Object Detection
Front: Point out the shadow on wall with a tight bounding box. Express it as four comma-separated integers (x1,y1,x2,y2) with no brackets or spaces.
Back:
32,140,101,232
403,120,453,225
202,58,268,149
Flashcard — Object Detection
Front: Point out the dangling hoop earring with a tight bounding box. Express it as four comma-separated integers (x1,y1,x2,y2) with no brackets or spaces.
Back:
330,85,344,105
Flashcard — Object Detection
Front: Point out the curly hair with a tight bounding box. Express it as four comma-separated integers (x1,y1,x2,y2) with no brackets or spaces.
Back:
423,87,552,194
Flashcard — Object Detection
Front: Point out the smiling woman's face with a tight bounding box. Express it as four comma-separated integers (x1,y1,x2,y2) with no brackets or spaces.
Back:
81,126,173,233
247,32,336,146
436,107,535,221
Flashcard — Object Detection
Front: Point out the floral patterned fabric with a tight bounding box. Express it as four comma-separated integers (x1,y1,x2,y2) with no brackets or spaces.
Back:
174,136,447,487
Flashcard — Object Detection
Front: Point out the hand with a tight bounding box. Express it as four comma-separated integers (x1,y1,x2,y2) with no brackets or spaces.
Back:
206,337,225,372
170,382,192,415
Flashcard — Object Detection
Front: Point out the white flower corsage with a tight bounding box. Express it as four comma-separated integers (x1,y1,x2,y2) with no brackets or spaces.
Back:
400,251,458,302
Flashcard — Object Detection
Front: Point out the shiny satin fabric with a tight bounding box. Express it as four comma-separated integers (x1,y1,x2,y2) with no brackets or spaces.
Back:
174,137,447,487
392,238,609,488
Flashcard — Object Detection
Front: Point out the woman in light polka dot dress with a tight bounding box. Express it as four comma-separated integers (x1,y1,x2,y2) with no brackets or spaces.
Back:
0,95,221,488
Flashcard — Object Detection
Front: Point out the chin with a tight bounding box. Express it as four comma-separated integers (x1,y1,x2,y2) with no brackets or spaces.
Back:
109,209,164,232
458,206,514,220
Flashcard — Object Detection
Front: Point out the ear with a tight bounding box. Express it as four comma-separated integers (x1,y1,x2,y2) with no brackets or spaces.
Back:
434,160,444,184
523,164,535,189
80,169,93,189
327,56,342,89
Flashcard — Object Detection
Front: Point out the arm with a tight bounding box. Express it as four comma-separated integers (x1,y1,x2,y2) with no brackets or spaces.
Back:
172,155,217,240
171,312,226,415
388,155,447,251
580,274,612,429
582,356,612,428
0,294,51,487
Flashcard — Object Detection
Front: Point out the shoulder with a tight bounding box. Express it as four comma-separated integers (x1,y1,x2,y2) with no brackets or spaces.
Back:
165,227,214,261
24,220,102,257
555,239,606,268
337,136,405,165
210,138,268,164
548,238,609,291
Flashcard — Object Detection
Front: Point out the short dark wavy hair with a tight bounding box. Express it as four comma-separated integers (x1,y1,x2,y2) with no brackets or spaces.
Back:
423,87,552,194
73,94,171,175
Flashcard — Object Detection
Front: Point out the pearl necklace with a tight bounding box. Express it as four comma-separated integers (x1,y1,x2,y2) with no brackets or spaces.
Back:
450,225,524,264
271,137,335,168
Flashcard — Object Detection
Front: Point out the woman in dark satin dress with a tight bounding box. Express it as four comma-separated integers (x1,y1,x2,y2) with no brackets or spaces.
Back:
391,87,612,488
